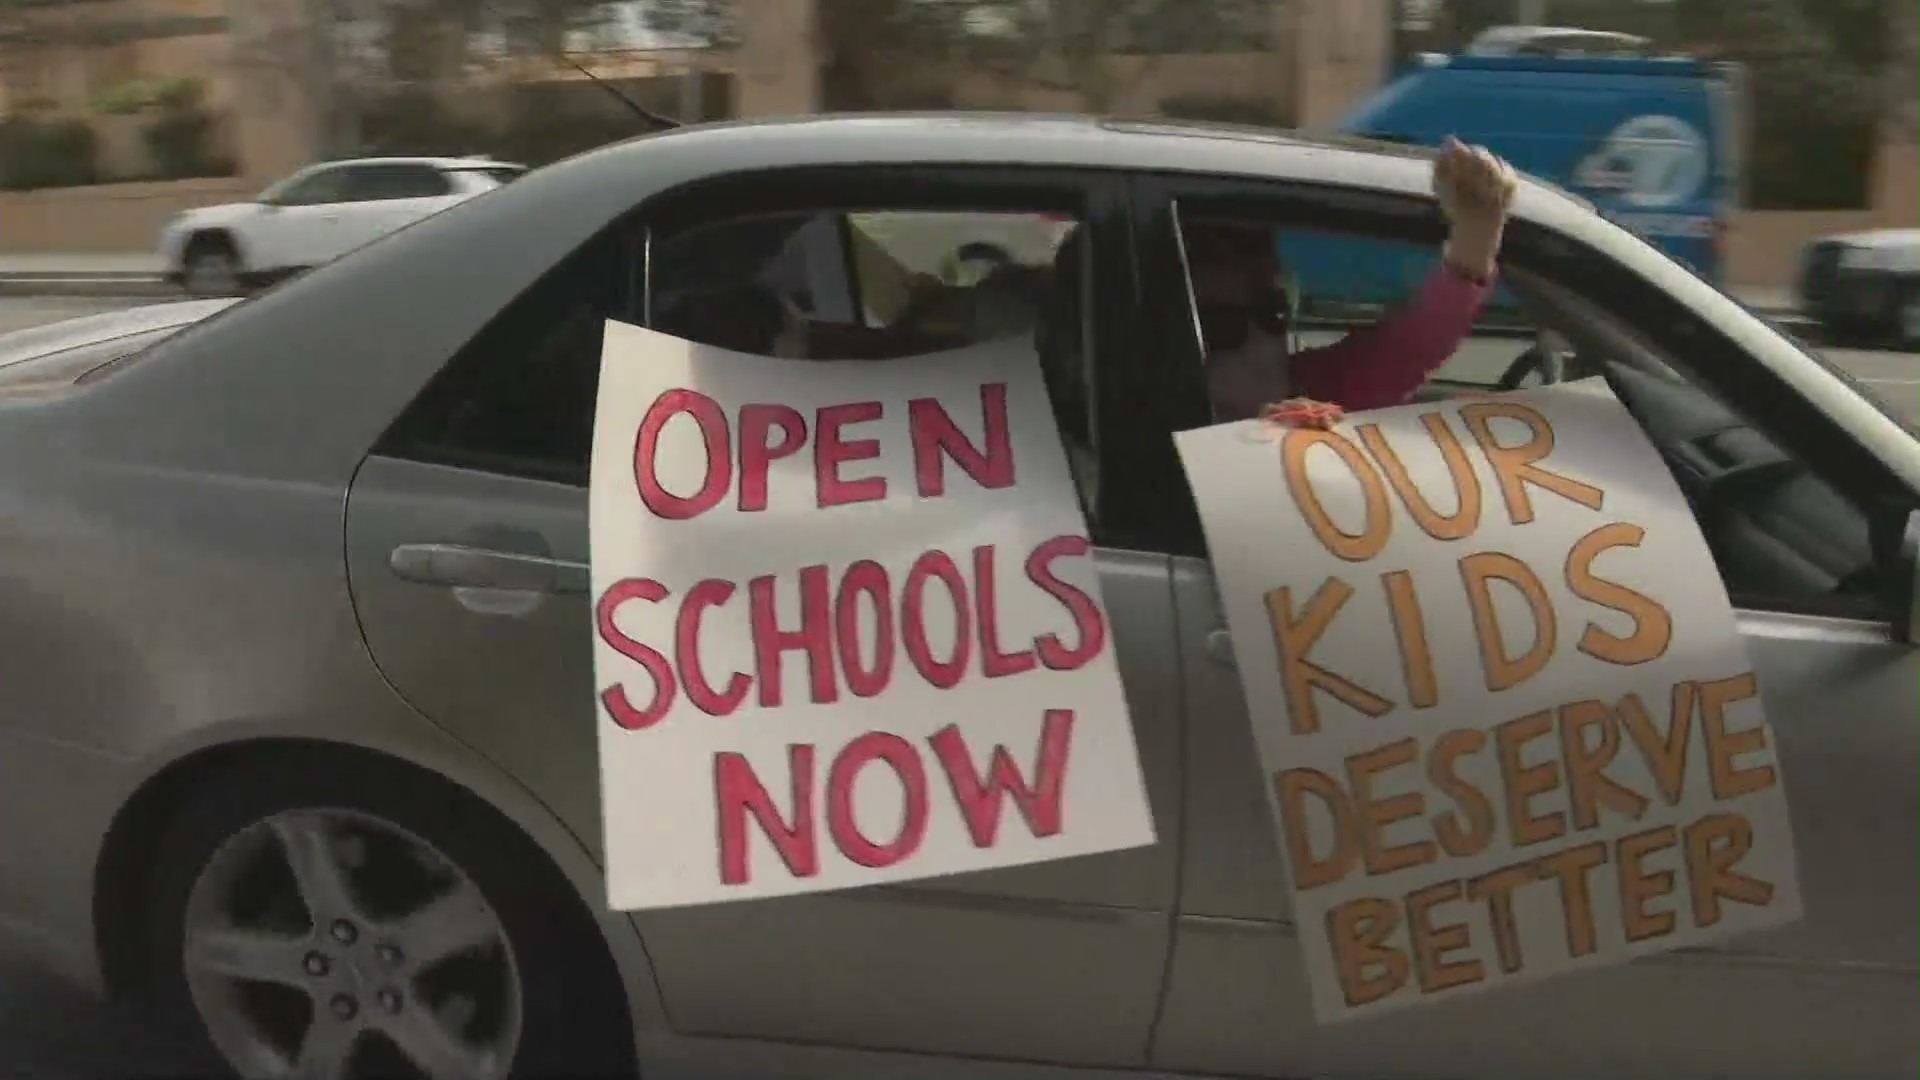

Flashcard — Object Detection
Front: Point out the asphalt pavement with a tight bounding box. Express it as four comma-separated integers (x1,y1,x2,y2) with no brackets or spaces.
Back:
0,944,210,1077
0,294,1910,1077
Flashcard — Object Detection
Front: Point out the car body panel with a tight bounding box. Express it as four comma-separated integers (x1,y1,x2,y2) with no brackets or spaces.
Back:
0,299,235,372
157,203,266,269
0,113,1907,1079
1829,227,1920,254
343,456,1185,1063
1154,552,1919,1079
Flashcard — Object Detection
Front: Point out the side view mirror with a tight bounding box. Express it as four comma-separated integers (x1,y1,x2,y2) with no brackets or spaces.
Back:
1895,509,1920,645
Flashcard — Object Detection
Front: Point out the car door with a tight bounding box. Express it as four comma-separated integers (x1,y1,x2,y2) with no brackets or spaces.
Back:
1125,175,1920,1080
249,164,355,272
341,164,1185,1066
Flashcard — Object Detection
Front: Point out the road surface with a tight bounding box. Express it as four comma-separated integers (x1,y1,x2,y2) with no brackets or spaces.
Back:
0,944,211,1077
0,295,1910,1075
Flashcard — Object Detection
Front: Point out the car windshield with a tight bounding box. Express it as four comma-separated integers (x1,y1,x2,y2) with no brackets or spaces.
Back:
1724,287,1915,431
253,170,308,203
1592,210,1917,433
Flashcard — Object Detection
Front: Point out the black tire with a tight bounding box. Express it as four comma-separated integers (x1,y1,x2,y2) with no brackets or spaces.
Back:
181,233,244,297
144,749,637,1079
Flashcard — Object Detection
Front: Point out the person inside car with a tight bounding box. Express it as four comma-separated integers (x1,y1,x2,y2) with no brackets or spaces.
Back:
1189,136,1519,430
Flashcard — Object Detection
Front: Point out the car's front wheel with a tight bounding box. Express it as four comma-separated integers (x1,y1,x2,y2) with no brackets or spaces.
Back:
144,751,636,1080
182,236,245,298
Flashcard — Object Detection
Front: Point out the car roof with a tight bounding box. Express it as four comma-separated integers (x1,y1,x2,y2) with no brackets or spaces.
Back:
555,112,1568,207
619,111,1436,175
546,113,1598,231
1467,24,1657,54
315,155,525,171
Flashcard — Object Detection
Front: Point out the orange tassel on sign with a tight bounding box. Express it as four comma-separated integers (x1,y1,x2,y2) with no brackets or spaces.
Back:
1260,398,1346,431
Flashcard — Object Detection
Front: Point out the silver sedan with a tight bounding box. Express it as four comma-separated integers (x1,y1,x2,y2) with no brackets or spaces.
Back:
0,115,1913,1080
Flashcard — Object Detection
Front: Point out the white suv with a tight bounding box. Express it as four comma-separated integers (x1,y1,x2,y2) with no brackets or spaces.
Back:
159,156,527,296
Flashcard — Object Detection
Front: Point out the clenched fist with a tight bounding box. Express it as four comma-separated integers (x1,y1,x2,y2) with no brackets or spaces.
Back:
1433,136,1518,283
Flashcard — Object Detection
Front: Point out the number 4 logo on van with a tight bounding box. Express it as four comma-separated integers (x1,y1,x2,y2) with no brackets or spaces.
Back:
1574,114,1711,210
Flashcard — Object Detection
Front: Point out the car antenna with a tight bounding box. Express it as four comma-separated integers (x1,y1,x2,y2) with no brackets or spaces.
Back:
474,0,682,131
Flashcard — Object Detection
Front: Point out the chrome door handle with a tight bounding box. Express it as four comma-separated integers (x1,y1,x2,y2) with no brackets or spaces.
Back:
1205,628,1238,669
389,543,588,595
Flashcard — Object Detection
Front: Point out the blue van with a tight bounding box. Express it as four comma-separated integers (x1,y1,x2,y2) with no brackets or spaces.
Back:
1279,26,1749,312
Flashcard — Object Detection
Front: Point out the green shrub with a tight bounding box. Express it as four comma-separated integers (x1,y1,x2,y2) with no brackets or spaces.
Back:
0,117,100,190
92,81,154,116
152,77,204,112
143,108,222,179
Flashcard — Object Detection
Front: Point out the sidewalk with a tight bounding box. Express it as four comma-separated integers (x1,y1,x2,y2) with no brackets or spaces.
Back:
0,252,1808,316
0,254,171,298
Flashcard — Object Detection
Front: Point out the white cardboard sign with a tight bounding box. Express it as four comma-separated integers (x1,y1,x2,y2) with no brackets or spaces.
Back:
1175,380,1801,1023
589,322,1155,911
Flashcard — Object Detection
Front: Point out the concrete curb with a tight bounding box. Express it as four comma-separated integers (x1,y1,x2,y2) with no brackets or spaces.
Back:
0,275,178,299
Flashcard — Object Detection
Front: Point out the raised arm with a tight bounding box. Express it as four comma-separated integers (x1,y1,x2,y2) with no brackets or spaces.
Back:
1287,263,1492,411
1270,138,1518,426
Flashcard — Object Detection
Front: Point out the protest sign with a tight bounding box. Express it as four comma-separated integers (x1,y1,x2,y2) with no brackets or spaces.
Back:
589,321,1155,911
1175,380,1801,1023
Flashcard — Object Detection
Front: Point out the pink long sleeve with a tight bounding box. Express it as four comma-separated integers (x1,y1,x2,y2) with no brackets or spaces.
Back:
1288,265,1492,412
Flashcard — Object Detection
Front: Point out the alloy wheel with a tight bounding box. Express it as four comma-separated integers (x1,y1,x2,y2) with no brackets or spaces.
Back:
180,808,522,1080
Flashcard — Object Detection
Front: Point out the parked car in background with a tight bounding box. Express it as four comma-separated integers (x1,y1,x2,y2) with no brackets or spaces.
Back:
1798,227,1920,348
158,156,526,296
2,115,1914,1080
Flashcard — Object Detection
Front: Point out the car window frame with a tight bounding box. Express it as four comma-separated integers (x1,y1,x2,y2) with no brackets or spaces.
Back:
1122,170,1917,623
638,163,1145,546
372,163,1151,547
340,163,454,203
268,164,350,207
372,224,643,485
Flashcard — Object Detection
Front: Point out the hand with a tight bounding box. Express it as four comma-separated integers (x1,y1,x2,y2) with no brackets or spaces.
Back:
1433,137,1517,281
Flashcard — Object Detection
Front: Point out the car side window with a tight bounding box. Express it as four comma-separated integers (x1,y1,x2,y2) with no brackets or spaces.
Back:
374,230,637,484
1186,221,1553,413
272,167,350,206
379,179,1105,525
649,206,1098,513
344,164,453,202
1142,183,1904,623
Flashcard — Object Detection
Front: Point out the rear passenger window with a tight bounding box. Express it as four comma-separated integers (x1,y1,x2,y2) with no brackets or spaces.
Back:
650,207,1098,511
346,164,454,201
380,199,1100,520
374,232,634,483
